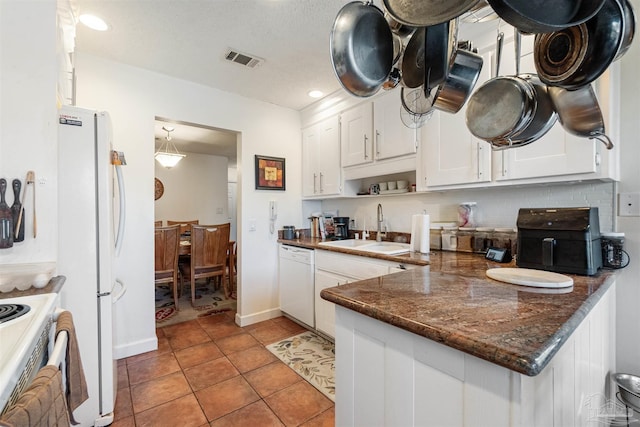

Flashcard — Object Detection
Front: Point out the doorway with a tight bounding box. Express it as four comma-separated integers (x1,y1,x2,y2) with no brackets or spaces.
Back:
153,117,240,321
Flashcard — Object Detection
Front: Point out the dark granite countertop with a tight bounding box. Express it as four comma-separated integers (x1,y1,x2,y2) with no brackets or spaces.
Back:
319,250,616,376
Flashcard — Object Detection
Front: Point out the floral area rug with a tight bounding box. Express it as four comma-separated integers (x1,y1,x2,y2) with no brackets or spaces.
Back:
155,281,236,327
267,331,335,401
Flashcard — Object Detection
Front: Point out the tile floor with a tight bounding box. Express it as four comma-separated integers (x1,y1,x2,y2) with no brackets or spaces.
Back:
112,312,334,427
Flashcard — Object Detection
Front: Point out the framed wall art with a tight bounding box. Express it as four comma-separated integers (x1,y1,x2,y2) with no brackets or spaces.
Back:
255,155,285,190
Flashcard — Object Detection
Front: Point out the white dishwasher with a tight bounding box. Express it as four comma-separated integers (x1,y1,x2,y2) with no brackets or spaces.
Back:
279,245,315,328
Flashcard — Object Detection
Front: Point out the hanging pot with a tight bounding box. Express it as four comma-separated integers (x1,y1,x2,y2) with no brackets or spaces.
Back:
466,31,557,149
533,0,626,90
383,0,481,27
330,1,394,97
486,0,606,34
547,85,614,149
432,48,484,114
614,0,636,61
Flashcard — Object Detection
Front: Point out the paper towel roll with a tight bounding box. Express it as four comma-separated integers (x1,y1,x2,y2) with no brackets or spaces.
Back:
411,214,430,253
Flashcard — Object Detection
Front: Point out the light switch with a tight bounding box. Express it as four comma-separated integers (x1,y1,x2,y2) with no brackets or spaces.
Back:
249,219,257,231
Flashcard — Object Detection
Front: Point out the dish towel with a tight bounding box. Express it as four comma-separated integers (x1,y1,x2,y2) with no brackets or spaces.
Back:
55,311,89,425
0,365,71,427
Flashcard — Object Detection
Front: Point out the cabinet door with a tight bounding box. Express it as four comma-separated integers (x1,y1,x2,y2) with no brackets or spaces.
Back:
315,269,350,338
341,103,373,167
302,123,320,197
494,37,597,181
317,115,342,195
419,50,493,188
373,91,418,160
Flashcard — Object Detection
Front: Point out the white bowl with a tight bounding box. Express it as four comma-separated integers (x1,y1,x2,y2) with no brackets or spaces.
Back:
387,181,397,190
397,180,409,189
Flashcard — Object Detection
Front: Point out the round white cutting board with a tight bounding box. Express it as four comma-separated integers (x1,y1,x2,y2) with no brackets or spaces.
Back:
486,268,574,288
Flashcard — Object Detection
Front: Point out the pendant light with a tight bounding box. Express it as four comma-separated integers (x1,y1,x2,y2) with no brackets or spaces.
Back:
155,126,185,168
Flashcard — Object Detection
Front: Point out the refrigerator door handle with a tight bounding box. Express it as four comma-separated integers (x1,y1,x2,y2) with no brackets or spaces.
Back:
114,165,126,256
112,278,126,303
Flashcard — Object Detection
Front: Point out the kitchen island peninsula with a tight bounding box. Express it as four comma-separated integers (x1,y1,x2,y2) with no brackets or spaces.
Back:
320,251,617,427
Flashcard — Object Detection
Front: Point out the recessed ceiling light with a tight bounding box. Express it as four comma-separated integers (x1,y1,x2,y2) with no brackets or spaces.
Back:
308,90,324,99
79,14,109,31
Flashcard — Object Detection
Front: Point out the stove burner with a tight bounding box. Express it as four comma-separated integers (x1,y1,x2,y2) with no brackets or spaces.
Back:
0,304,31,324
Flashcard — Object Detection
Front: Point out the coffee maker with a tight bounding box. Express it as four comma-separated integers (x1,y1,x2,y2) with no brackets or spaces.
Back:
333,217,350,240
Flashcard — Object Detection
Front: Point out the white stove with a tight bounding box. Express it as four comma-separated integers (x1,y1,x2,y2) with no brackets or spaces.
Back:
0,293,59,413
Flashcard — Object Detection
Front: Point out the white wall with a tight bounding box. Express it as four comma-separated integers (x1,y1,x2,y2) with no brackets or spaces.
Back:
154,152,229,225
615,0,640,375
74,53,304,355
322,182,616,235
0,0,57,264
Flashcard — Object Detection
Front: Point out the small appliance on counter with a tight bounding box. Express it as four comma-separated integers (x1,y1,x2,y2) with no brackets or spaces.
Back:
333,217,349,240
282,226,296,240
516,207,602,276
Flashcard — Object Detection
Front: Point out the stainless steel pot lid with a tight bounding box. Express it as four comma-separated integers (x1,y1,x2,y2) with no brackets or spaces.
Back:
330,2,394,97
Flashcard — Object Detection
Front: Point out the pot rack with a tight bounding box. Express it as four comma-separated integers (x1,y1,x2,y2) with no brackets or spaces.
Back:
329,0,634,150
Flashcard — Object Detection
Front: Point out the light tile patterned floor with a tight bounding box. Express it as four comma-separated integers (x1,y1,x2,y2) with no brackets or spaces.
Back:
112,312,334,427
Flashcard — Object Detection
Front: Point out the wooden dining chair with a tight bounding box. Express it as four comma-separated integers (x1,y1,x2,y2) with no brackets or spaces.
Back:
167,219,199,235
154,220,163,227
181,223,231,305
226,241,237,297
154,225,181,310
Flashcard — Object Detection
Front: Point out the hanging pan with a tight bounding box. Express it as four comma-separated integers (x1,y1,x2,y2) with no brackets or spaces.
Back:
486,0,606,34
548,85,614,149
533,0,627,90
401,27,426,88
330,1,394,97
432,48,484,114
383,0,481,27
466,30,557,149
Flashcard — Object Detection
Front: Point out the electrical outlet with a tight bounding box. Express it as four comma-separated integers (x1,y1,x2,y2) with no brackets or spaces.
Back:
619,192,640,217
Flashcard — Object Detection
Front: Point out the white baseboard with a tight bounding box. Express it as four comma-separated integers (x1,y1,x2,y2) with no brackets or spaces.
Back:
114,336,158,360
235,307,282,327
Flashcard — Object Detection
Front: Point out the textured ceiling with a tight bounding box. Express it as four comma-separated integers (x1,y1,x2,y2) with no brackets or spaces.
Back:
75,0,351,112
74,0,497,163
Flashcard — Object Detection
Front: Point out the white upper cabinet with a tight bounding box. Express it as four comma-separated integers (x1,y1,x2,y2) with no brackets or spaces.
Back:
492,34,607,182
302,115,341,197
341,103,374,167
418,50,493,189
373,91,418,160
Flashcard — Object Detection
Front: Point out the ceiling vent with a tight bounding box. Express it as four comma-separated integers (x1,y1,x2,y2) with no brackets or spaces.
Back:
224,49,264,68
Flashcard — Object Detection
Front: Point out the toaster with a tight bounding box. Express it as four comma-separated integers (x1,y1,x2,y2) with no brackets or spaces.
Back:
516,207,602,276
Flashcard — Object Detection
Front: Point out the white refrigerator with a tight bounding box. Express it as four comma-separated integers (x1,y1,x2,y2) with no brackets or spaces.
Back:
57,105,127,426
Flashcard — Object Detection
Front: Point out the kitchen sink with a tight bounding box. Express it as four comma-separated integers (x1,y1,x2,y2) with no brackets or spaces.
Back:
318,239,411,255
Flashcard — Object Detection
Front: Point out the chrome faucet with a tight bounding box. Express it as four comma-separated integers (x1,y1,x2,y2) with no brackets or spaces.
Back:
376,203,385,242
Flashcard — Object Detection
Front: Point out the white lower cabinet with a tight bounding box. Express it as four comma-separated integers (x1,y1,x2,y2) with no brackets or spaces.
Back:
334,284,616,427
315,269,350,339
314,249,416,339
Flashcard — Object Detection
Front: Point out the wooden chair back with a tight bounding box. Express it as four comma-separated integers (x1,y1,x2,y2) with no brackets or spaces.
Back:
154,220,163,227
187,223,231,303
167,220,199,235
154,225,181,309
